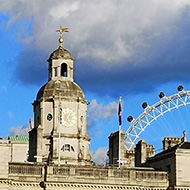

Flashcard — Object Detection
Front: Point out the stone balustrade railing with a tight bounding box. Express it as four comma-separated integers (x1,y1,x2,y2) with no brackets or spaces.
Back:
9,164,43,175
8,163,168,188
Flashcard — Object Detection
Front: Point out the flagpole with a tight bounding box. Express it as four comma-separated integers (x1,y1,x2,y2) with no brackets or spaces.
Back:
119,124,121,168
58,93,62,167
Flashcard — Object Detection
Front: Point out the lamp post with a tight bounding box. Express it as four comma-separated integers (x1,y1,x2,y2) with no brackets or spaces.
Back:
39,181,46,190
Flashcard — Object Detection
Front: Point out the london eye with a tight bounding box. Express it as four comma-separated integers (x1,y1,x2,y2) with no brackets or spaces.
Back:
125,85,190,150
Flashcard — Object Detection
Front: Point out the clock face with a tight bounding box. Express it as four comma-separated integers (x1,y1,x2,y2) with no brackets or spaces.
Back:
47,113,53,121
62,108,77,127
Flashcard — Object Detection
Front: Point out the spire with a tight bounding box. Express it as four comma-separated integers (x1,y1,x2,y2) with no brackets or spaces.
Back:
56,26,69,48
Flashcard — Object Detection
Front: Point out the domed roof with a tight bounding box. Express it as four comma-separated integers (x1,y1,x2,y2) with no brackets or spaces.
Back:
48,46,73,61
36,80,85,101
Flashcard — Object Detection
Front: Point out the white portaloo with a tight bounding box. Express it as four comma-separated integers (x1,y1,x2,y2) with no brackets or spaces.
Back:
125,87,190,150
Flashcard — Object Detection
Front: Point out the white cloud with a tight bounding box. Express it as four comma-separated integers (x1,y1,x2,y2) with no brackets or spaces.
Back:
91,147,108,166
9,126,29,136
49,1,79,19
1,0,190,63
88,99,117,128
1,0,190,95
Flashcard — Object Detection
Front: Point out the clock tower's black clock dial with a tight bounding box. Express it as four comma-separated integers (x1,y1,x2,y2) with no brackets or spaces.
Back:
47,113,53,121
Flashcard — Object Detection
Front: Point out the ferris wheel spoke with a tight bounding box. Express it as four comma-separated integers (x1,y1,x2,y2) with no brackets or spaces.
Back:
125,86,190,150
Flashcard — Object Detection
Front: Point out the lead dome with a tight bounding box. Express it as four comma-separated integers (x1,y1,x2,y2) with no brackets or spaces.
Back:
48,46,73,61
36,80,85,101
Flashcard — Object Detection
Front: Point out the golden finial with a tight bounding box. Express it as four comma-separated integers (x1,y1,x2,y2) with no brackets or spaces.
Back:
56,26,69,48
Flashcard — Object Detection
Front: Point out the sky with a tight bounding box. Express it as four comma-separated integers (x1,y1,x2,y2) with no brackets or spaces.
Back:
1,0,190,165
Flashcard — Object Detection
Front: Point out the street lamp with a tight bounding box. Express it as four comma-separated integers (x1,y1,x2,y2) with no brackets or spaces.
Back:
39,181,46,190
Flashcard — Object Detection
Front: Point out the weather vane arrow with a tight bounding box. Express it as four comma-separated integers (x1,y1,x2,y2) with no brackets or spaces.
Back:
56,26,69,48
56,27,69,35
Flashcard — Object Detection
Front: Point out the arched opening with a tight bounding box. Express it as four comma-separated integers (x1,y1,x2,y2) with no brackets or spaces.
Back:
61,144,75,152
61,63,67,77
54,67,58,77
49,63,52,79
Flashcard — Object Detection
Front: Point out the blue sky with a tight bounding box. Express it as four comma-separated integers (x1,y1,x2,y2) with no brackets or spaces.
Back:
1,1,190,163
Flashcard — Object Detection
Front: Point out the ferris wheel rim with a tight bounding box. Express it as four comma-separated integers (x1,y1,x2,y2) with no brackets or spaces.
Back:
125,88,190,150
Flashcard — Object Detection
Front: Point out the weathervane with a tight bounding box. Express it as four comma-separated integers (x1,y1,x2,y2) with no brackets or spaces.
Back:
56,26,69,48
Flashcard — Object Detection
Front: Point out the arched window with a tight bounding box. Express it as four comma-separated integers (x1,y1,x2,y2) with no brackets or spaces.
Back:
54,67,58,77
61,144,75,152
49,63,52,79
61,63,67,77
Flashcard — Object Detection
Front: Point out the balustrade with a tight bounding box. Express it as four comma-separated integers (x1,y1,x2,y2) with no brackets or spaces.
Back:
9,164,43,175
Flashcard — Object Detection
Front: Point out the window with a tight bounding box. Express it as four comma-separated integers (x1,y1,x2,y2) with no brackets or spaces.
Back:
61,144,74,152
49,63,52,78
71,146,74,152
55,67,58,77
61,63,67,77
65,144,70,151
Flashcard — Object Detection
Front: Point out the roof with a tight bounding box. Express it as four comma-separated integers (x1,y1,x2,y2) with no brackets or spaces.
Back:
36,80,85,102
9,136,29,143
178,141,190,149
48,46,73,61
148,142,190,162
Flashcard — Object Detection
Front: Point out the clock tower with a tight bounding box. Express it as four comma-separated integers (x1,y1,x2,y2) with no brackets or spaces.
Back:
29,28,91,165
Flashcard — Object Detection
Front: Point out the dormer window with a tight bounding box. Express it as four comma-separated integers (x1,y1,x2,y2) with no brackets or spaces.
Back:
61,63,67,77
